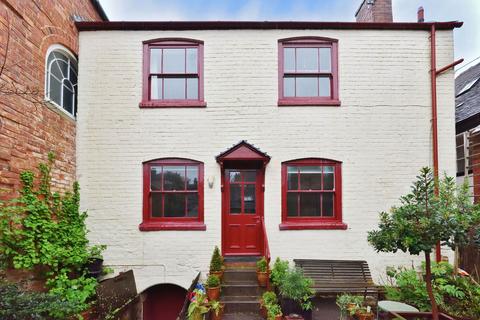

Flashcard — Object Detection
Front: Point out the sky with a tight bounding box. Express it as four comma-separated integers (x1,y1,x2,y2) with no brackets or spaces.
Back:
98,0,480,73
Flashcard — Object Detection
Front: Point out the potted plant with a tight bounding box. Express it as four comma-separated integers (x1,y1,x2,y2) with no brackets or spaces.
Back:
261,291,278,318
267,303,283,320
188,288,210,320
277,267,314,320
85,245,106,278
209,300,224,320
353,306,373,320
206,274,221,301
257,256,269,287
336,294,364,320
270,258,289,291
209,246,224,281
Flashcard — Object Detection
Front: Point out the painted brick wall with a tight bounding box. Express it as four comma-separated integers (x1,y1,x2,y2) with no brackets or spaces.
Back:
0,0,102,199
77,28,456,292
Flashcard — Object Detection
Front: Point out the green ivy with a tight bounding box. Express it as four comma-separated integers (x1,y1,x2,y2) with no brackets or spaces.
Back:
0,153,105,316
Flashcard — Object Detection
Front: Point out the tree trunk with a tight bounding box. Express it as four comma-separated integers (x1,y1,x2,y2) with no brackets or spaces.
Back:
425,251,439,320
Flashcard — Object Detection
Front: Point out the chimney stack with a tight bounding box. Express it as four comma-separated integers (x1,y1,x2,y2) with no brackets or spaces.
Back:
417,6,425,22
355,0,393,23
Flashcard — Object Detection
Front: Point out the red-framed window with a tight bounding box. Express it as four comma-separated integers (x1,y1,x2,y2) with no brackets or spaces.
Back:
139,158,206,231
280,158,346,230
278,37,340,106
140,38,205,108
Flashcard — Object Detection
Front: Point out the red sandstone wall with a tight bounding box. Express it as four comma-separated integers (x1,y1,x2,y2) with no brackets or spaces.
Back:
0,0,102,199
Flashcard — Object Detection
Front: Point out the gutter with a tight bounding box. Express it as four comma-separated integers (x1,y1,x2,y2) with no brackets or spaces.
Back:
430,24,464,262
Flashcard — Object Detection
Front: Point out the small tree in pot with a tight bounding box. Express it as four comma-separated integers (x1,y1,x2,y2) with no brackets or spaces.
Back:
209,246,224,281
278,267,314,320
206,274,221,301
257,257,269,287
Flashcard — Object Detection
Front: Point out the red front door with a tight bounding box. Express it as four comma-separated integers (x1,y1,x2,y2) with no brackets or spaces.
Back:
223,169,263,255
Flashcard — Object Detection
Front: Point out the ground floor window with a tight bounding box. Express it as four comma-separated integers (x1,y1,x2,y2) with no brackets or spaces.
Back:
280,158,346,230
140,158,205,231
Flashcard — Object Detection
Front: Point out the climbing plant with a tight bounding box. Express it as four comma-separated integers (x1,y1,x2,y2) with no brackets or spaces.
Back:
0,152,105,316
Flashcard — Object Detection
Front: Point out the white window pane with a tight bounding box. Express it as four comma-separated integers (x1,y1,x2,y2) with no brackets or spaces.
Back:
284,48,295,72
296,77,317,97
164,78,186,99
284,77,295,97
186,48,198,73
319,77,331,97
151,77,162,99
49,76,62,106
296,48,318,72
319,48,331,72
186,78,198,99
150,49,162,73
163,49,185,73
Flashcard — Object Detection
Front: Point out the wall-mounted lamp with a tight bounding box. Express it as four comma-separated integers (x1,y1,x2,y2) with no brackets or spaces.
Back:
207,176,215,188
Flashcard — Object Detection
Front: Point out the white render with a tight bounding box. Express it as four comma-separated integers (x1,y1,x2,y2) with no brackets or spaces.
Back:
77,28,456,293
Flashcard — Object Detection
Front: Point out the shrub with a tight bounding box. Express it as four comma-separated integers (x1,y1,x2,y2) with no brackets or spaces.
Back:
257,256,268,272
206,274,220,288
209,246,223,272
278,267,314,311
270,258,289,287
266,303,282,319
262,291,278,306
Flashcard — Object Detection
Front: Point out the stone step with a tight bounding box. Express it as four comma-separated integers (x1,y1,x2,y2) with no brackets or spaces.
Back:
223,313,264,320
222,284,263,297
224,262,257,270
222,299,260,314
223,269,258,283
221,295,260,302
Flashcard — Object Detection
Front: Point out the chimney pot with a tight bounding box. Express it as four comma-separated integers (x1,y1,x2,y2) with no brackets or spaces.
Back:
417,6,425,23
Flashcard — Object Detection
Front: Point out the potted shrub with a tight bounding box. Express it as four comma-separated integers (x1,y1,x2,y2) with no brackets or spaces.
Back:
187,288,210,320
209,300,224,320
261,291,278,318
85,245,106,278
206,274,221,301
278,268,314,320
336,294,364,320
257,256,269,287
353,306,374,320
267,303,283,320
209,246,224,281
270,258,289,291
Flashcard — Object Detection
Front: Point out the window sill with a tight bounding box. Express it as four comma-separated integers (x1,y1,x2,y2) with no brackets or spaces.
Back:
279,221,348,230
139,221,207,231
139,100,207,108
278,98,341,107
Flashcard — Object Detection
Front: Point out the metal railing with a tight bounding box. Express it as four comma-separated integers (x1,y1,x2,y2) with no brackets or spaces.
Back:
260,216,271,290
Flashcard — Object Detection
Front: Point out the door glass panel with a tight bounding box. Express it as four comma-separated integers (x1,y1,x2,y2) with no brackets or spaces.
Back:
296,48,318,72
287,193,298,216
299,193,321,216
229,171,241,183
186,166,198,190
151,193,163,217
322,193,334,217
186,193,198,217
244,171,256,182
323,166,334,190
163,166,185,190
229,184,241,214
300,166,322,190
287,166,298,190
150,167,162,190
164,193,185,217
244,184,256,214
163,48,185,73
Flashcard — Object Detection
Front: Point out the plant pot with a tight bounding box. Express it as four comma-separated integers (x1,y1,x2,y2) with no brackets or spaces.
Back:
210,304,224,320
346,303,356,313
86,258,103,278
257,271,268,287
355,312,374,320
279,297,312,320
207,286,221,301
210,270,223,281
285,314,304,320
260,305,268,318
275,315,283,320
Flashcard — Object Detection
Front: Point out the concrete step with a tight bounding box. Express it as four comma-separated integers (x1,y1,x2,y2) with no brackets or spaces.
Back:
222,284,263,297
223,313,264,320
223,269,257,283
221,295,260,302
222,299,260,314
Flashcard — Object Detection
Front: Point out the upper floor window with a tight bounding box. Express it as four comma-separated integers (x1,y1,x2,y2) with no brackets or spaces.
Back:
140,38,205,108
45,45,78,117
140,158,206,231
456,133,467,176
280,158,346,230
278,37,339,106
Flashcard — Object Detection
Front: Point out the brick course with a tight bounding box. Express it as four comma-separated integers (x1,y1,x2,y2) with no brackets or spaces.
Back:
0,0,102,199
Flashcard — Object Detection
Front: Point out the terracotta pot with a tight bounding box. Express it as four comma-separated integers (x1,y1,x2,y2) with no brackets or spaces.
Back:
257,271,268,287
275,315,283,320
210,270,223,281
210,304,224,320
356,312,374,320
260,304,267,318
207,286,221,301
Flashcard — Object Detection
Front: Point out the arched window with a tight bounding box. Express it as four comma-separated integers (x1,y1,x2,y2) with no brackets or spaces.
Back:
45,45,78,117
140,158,206,231
280,158,346,230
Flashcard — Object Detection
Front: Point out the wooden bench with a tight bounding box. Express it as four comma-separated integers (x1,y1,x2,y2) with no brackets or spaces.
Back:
294,259,379,299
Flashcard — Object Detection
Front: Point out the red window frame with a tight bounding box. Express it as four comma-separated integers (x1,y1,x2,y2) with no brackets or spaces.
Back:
139,158,206,231
278,37,340,107
140,38,206,108
280,158,346,230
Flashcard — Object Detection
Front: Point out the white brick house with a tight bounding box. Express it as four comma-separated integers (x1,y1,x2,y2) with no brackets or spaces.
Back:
75,18,460,295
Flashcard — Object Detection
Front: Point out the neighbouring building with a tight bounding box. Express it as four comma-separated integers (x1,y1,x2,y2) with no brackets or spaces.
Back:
0,0,107,200
75,0,460,305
